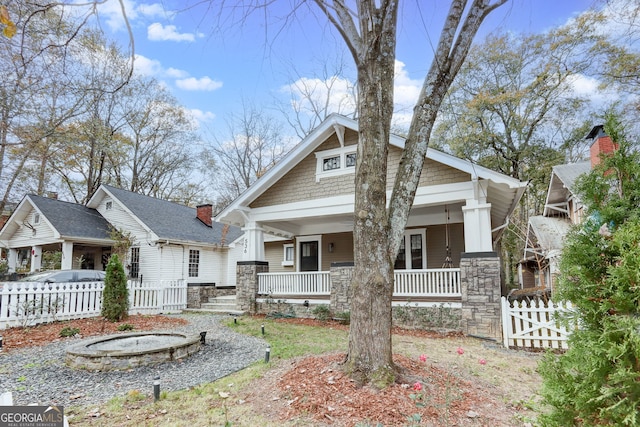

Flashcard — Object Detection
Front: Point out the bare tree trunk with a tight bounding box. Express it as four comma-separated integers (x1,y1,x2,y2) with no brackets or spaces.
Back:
341,0,398,386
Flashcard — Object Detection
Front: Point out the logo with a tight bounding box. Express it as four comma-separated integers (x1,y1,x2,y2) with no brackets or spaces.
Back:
0,406,64,427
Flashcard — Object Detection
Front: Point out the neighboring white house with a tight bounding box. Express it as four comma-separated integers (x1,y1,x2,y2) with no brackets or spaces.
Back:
0,185,243,286
520,125,616,293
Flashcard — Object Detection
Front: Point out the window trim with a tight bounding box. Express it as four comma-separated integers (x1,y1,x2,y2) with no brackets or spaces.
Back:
188,249,200,278
130,247,140,279
282,243,294,266
315,146,357,181
33,213,40,225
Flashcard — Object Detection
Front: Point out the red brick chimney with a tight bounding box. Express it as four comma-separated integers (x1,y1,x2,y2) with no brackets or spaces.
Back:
587,125,618,169
196,204,213,227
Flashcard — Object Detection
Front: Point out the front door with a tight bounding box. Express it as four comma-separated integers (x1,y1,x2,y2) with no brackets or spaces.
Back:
394,230,426,270
299,241,319,271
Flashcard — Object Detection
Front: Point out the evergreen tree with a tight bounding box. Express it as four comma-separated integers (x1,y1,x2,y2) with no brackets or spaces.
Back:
101,254,129,322
539,113,640,426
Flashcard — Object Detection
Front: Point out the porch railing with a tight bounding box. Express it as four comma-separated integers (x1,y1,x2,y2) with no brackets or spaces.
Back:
257,268,461,298
394,268,461,297
258,272,331,295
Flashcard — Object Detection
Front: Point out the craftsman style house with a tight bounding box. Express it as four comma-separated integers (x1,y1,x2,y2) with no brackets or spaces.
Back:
0,185,242,286
521,125,616,293
217,114,527,323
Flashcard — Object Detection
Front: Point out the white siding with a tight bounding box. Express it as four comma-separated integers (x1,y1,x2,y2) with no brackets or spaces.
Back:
7,208,57,247
225,241,244,286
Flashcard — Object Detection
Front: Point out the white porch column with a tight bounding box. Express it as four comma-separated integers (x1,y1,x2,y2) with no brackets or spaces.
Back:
30,246,42,272
8,248,18,273
462,202,493,252
242,222,265,261
61,241,74,270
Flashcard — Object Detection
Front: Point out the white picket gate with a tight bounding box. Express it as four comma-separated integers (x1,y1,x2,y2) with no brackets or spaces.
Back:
501,296,574,350
0,279,186,329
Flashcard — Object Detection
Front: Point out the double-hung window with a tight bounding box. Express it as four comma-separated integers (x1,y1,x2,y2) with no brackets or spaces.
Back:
189,249,200,277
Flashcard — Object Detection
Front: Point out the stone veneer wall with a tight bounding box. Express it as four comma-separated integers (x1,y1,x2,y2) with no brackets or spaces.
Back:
330,262,354,314
236,261,269,313
459,252,502,341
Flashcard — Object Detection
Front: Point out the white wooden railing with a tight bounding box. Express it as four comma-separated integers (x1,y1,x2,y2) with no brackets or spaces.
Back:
0,280,186,329
257,269,461,299
394,268,461,297
258,272,331,295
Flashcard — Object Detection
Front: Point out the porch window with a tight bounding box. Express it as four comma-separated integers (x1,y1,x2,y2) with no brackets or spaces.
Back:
282,244,294,266
130,247,140,278
315,146,357,181
189,249,200,277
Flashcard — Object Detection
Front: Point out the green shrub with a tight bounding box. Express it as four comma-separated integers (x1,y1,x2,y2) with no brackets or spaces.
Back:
101,254,129,322
312,304,331,321
539,113,640,426
117,323,134,331
59,326,80,337
335,311,351,325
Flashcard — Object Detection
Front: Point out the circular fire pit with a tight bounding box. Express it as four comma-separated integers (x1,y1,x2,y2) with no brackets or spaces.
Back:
66,332,201,371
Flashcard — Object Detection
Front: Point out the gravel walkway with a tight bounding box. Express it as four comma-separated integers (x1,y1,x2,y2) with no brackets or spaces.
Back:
0,313,267,408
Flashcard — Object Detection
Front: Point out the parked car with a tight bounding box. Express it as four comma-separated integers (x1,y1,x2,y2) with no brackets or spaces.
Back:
18,269,106,283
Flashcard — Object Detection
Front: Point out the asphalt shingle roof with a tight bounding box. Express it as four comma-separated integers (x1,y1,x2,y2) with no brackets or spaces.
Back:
552,161,591,193
102,185,242,245
29,195,111,240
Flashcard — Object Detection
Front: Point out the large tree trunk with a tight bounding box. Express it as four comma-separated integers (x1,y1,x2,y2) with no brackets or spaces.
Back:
345,0,398,386
315,0,507,387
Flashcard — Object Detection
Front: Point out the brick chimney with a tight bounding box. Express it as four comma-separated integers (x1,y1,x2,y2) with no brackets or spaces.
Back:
587,125,618,169
196,204,213,227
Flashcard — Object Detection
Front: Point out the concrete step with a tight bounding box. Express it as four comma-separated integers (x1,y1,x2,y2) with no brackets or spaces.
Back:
183,308,245,316
200,302,238,311
207,295,237,303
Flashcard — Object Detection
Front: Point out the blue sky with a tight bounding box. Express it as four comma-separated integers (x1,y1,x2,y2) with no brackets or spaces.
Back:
91,0,603,136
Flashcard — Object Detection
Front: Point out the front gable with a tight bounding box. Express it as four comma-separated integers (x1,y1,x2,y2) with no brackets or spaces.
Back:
88,188,154,242
0,197,57,247
249,126,471,210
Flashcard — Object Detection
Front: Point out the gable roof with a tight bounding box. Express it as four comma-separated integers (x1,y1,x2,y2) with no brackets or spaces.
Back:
89,185,242,246
216,113,527,226
544,161,591,216
30,195,112,240
0,194,112,242
525,216,572,259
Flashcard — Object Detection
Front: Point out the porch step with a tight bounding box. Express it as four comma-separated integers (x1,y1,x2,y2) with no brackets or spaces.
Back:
184,295,243,315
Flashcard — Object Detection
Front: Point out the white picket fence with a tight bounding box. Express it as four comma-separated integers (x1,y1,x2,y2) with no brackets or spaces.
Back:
0,280,186,329
501,297,574,350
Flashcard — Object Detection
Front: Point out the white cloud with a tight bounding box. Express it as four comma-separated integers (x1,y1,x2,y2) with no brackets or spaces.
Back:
147,22,197,42
568,74,619,106
283,76,357,116
134,54,192,81
189,109,216,123
176,77,223,91
137,3,168,19
94,1,170,32
133,54,164,76
166,67,189,78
